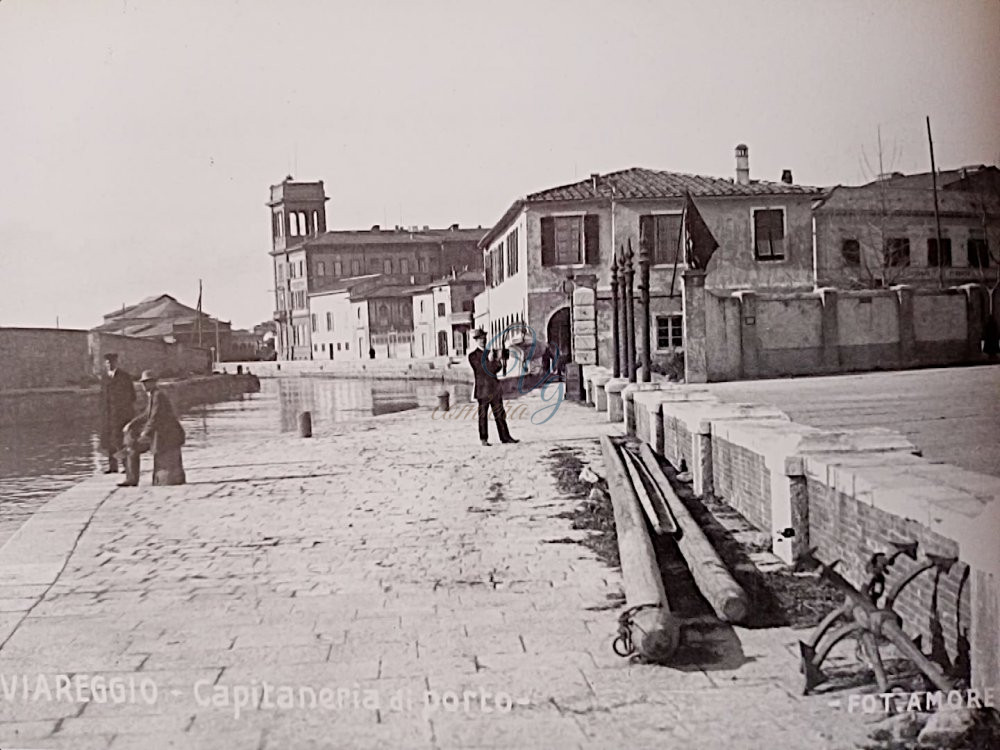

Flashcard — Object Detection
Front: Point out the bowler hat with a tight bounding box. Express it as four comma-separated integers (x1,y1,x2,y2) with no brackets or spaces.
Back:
139,370,158,382
104,353,119,361
472,329,487,340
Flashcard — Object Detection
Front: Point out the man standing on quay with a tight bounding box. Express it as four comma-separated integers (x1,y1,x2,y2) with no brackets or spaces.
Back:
468,329,518,446
99,353,136,474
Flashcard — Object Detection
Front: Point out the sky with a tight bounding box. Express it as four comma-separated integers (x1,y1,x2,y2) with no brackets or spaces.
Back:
1,0,998,330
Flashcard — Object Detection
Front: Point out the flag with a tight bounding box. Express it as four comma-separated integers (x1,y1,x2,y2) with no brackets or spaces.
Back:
683,192,719,271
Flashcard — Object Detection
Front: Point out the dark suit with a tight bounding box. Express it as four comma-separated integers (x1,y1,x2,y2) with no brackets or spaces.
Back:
468,346,512,443
100,369,136,470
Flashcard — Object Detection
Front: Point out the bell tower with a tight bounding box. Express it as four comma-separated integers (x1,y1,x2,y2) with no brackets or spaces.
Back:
267,176,329,253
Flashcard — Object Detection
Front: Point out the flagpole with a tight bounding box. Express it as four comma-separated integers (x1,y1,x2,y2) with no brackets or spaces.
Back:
197,279,203,347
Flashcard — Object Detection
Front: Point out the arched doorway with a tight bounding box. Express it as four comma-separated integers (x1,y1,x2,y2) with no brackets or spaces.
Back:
546,307,572,363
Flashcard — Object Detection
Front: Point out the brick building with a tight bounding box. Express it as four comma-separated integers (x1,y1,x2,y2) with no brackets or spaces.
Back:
267,177,486,359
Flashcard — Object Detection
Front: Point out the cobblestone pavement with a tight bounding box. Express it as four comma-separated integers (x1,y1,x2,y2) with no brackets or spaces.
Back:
706,364,1000,478
0,389,874,749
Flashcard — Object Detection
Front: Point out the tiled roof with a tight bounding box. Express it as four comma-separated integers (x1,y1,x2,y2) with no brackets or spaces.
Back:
525,167,822,202
349,282,434,302
814,184,1000,216
480,166,823,247
303,226,487,248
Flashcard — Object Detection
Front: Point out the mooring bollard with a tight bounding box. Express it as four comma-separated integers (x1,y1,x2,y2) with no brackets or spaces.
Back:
298,411,312,438
437,391,450,412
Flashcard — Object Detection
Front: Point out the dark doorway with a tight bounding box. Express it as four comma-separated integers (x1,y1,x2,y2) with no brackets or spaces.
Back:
547,307,572,362
437,331,449,356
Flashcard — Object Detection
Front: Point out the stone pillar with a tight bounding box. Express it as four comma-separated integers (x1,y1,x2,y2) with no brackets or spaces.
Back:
958,283,987,360
733,290,760,379
893,284,915,367
817,287,840,372
572,287,597,366
606,378,629,422
681,269,708,384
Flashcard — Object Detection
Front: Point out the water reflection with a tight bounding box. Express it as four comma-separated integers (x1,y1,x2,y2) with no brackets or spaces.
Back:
0,378,471,543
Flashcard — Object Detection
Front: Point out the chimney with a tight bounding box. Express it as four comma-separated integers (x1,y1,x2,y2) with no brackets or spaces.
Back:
590,173,600,193
781,169,793,184
735,144,750,185
371,224,380,232
450,223,459,231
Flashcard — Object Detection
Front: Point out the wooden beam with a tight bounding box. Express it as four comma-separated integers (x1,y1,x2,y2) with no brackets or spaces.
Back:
638,442,749,623
600,435,681,663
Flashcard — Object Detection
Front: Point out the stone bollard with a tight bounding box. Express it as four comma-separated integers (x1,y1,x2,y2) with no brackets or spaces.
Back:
438,391,450,412
298,411,313,438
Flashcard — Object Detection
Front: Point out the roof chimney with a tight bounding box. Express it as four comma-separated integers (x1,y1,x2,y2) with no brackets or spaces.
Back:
735,144,750,185
590,173,600,193
371,224,380,232
781,169,793,184
450,223,459,231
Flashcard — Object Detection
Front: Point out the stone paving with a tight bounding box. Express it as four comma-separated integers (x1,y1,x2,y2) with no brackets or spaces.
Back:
0,388,875,749
705,364,1000,478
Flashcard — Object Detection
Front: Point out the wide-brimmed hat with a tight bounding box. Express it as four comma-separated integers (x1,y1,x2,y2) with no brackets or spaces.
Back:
104,353,119,361
139,370,158,382
472,329,487,341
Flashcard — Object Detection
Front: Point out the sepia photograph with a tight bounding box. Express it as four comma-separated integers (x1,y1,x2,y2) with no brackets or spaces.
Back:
1,1,998,748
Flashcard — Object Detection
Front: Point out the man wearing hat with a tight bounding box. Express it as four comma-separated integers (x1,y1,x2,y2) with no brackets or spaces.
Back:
118,371,186,487
468,329,518,446
99,353,136,474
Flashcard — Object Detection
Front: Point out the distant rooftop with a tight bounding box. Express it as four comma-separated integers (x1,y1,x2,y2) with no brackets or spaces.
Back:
300,225,487,248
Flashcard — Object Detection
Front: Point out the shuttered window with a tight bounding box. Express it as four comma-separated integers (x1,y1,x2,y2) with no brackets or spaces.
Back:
541,215,599,266
753,208,785,261
639,214,683,266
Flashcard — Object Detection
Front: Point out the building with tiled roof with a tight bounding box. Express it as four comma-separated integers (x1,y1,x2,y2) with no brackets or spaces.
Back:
94,293,237,359
476,147,824,370
813,167,1000,289
266,177,487,359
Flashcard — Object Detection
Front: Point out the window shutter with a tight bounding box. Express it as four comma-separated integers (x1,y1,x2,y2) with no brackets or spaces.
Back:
584,214,600,265
541,217,555,266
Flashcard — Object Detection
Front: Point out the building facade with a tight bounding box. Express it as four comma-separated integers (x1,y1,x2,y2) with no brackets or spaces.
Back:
813,166,1000,291
476,148,822,370
268,177,487,359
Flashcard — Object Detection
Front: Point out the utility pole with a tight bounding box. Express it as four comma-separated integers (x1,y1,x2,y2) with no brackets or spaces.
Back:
610,251,621,378
927,116,945,289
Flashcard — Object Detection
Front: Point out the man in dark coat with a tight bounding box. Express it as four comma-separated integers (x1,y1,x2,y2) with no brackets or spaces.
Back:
468,329,517,446
100,353,136,474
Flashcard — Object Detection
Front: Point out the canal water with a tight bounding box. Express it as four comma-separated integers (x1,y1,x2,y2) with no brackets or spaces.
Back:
0,378,471,546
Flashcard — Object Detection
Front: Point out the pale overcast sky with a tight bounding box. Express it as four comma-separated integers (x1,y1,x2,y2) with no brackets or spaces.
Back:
1,0,997,330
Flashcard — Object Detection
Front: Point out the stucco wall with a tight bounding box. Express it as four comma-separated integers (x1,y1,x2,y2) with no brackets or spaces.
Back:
0,328,210,391
699,285,987,381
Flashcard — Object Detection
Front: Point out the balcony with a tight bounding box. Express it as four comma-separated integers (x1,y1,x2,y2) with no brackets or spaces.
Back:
448,311,473,327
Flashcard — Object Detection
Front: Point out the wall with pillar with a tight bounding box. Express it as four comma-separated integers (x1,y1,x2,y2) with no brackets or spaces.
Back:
692,283,989,382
